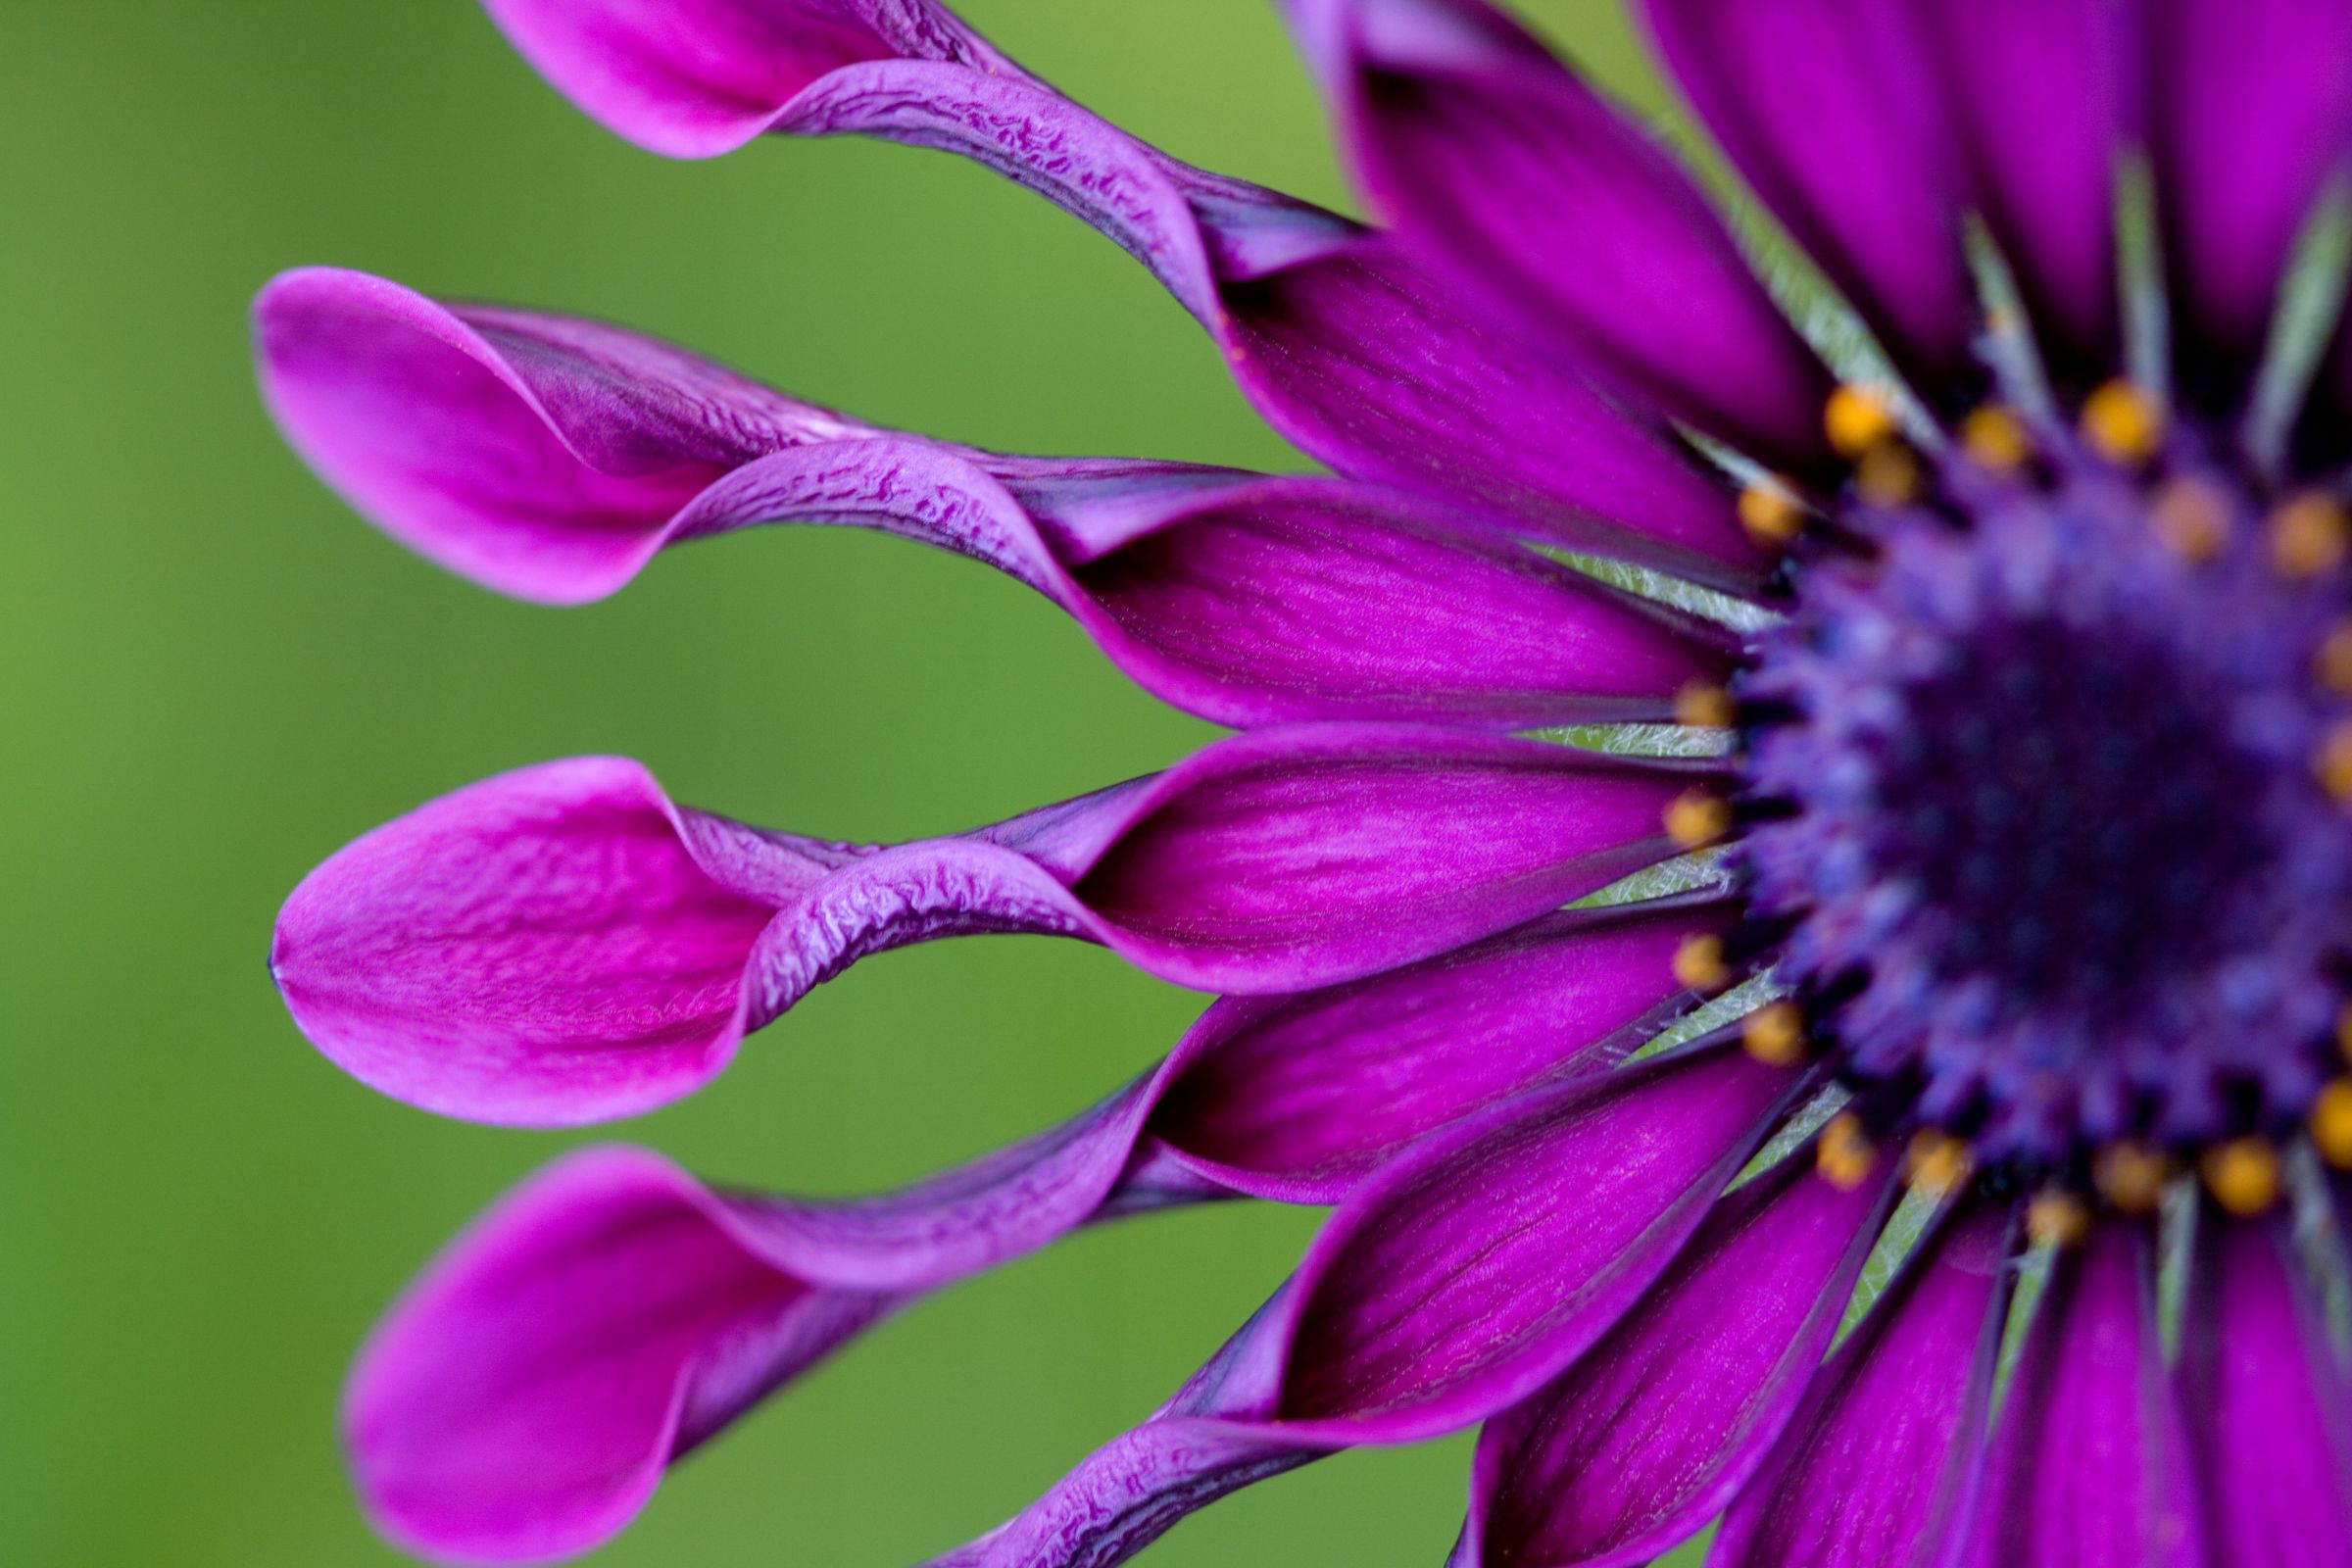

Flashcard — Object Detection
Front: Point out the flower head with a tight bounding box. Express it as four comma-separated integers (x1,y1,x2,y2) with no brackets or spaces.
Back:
262,0,2352,1563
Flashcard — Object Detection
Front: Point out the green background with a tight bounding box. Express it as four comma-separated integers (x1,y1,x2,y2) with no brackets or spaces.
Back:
0,3,1699,1563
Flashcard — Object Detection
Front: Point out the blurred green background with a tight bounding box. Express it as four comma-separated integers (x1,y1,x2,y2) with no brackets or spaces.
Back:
0,3,1690,1563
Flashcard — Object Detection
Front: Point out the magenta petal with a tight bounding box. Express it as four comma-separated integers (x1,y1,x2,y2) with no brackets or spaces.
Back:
2180,1208,2352,1566
1708,1199,2015,1568
1457,1151,1892,1568
345,1148,899,1565
1638,0,1974,389
2151,0,2352,379
1915,0,2127,371
478,0,1769,590
1963,1222,2201,1568
1283,0,1832,468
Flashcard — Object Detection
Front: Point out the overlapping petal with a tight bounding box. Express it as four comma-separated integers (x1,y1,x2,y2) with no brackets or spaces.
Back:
256,268,1732,729
917,1042,1816,1568
271,733,1711,1123
1638,0,1974,392
1280,0,1832,469
342,892,1735,1561
475,0,1768,591
1451,1149,1891,1568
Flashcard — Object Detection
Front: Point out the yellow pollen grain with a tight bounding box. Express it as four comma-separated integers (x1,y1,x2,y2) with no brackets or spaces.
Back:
2027,1190,2092,1250
1738,480,1806,547
1960,405,2032,473
1904,1130,1971,1197
2316,622,2352,696
2081,378,2164,465
1825,384,1899,461
1741,1001,1807,1066
1816,1112,1877,1191
2093,1141,2171,1214
2149,477,2232,563
1674,679,1737,729
2313,1081,2352,1170
1665,789,1734,849
2200,1136,2282,1216
2315,721,2352,802
1672,933,1730,993
2270,491,2352,579
1855,443,1922,507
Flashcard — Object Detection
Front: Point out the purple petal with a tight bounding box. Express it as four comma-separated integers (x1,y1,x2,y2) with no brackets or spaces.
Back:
477,0,1771,591
2180,1207,2352,1566
274,731,1703,1123
1708,1199,2015,1568
1457,1149,1892,1568
1638,0,1975,388
1281,0,1833,468
1914,0,2128,371
344,1147,900,1565
1963,1221,2201,1568
256,269,1733,727
2151,0,2352,378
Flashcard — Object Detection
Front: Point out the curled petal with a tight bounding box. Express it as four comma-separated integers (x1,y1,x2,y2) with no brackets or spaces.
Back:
1638,0,1975,390
256,269,1733,727
274,732,1705,1122
1282,0,1833,468
478,0,1768,590
1709,1199,2015,1568
2180,1206,2352,1566
1454,1148,1893,1568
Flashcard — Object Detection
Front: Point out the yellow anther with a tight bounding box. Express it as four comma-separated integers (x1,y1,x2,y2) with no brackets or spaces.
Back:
2315,721,2352,802
1674,679,1737,729
2312,1080,2352,1170
2270,491,2352,579
2093,1141,2172,1215
1738,480,1806,547
1855,443,1923,507
1741,1001,1807,1067
1960,404,2033,473
2027,1190,2093,1250
2200,1136,2282,1216
1664,789,1735,849
2149,477,2233,564
1825,383,1900,461
2081,378,2165,465
1816,1112,1878,1191
1672,933,1731,993
1904,1129,1971,1197
2316,622,2352,696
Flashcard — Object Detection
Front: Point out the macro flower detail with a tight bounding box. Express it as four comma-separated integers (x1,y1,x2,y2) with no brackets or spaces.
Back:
259,0,2352,1565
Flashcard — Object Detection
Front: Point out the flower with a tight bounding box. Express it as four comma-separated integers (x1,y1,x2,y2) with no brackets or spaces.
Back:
255,0,2352,1565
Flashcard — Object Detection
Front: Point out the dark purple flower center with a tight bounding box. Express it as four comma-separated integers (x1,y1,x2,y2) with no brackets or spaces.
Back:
1732,416,2352,1179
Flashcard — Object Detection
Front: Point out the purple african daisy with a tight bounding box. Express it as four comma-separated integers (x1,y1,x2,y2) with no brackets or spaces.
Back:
256,0,2352,1564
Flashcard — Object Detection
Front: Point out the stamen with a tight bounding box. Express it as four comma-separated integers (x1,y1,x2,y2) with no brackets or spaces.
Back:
2314,620,2352,695
2314,720,2352,801
1816,1112,1876,1190
1672,933,1730,993
2026,1189,2091,1250
2200,1136,2282,1216
1855,443,1922,507
1673,679,1737,729
2149,477,2233,563
1740,1001,1807,1066
2268,491,2351,579
1738,481,1806,547
2081,378,2164,465
1664,789,1734,849
2093,1141,2171,1215
2312,1080,2352,1169
1959,405,2032,473
1903,1129,1970,1196
1824,384,1898,461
